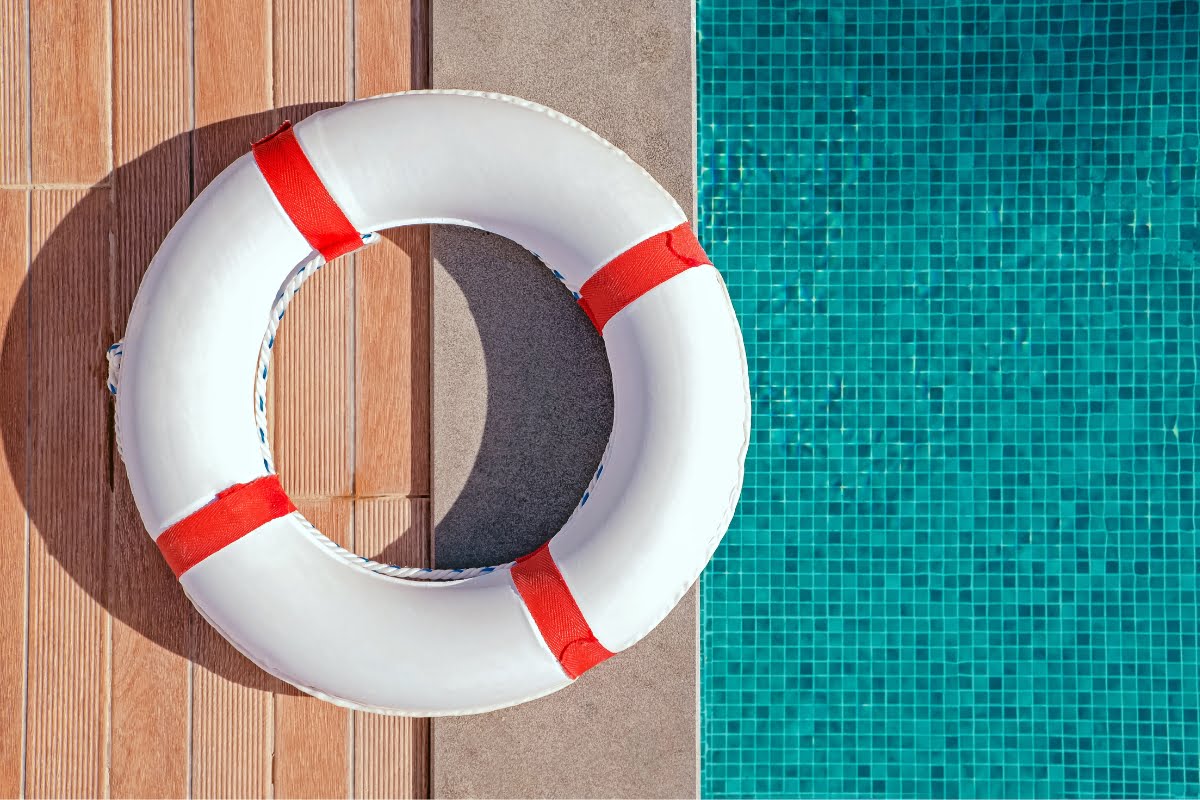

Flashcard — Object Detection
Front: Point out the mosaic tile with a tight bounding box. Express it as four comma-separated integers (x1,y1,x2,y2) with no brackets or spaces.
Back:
699,2,1200,797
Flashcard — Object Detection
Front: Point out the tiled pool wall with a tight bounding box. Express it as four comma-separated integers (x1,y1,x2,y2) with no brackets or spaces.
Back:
699,2,1200,797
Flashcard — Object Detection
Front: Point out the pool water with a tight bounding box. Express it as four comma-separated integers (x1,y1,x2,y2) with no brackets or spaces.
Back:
698,2,1200,797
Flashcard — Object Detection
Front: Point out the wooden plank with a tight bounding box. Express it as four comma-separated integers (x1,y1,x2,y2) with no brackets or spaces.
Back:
191,659,272,799
273,498,352,799
272,0,350,109
353,0,429,497
0,189,28,798
108,2,193,796
353,497,430,799
108,466,191,800
355,497,429,574
109,466,192,800
355,707,430,800
190,3,275,796
269,0,353,499
28,0,109,183
193,0,272,189
25,188,110,798
112,0,191,164
354,0,427,98
354,228,431,497
270,262,354,498
0,0,29,183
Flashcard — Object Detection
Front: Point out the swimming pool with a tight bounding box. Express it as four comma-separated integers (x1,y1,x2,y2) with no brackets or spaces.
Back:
698,1,1200,796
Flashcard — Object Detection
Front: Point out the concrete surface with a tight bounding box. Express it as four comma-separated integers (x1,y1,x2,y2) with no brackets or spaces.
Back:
429,0,699,796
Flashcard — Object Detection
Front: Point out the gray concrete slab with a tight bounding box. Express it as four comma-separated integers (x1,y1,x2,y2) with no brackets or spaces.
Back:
429,0,698,796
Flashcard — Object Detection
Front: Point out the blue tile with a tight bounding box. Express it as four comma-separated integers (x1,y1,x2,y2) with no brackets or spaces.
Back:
698,1,1200,797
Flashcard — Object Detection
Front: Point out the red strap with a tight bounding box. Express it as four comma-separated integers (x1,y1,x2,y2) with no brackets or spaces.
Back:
251,121,363,261
156,475,296,578
511,543,614,679
578,222,710,332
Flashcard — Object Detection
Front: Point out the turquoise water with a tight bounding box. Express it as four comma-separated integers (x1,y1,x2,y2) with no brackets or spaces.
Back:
698,2,1200,797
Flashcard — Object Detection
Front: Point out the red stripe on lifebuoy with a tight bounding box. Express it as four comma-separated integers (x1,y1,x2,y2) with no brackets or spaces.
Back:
511,543,614,679
578,222,710,333
252,121,364,261
156,475,296,578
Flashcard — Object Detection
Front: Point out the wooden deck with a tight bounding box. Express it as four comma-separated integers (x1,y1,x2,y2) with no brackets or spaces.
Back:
0,1,431,796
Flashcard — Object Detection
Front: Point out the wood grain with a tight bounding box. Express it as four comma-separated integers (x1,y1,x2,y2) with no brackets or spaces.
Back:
0,189,28,798
112,0,191,163
26,188,111,798
355,228,432,497
28,0,109,183
191,661,272,799
269,0,352,500
353,497,431,800
271,262,355,498
355,0,427,98
0,0,28,183
108,2,193,796
273,499,353,799
273,0,350,108
193,0,272,189
355,706,431,800
109,467,192,800
194,0,270,125
354,0,430,497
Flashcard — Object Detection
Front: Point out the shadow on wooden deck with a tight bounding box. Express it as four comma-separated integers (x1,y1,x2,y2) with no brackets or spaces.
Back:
0,104,424,693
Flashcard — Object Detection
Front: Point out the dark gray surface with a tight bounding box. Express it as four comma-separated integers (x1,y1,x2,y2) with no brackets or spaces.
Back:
432,228,613,568
429,0,698,796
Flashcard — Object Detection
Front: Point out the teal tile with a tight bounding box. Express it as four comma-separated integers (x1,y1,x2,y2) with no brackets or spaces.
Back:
698,1,1200,797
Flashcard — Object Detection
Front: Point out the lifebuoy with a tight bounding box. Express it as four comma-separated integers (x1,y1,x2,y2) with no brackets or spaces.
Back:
109,91,750,716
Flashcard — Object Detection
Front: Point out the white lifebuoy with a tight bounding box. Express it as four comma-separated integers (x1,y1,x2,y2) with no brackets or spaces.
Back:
111,91,750,716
